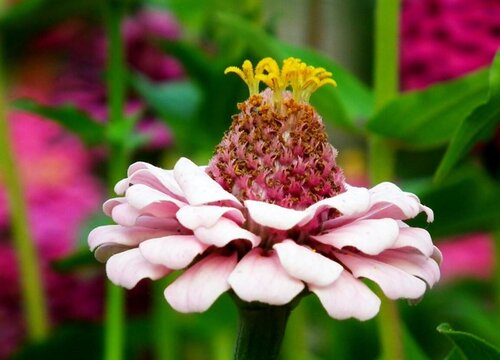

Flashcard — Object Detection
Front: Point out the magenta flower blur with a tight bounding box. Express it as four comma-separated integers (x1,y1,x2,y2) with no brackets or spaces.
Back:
89,58,441,320
401,0,500,90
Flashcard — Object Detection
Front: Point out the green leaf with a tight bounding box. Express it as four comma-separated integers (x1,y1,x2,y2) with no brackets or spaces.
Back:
435,51,500,181
131,75,202,130
367,68,489,148
437,323,500,360
12,99,105,146
216,12,373,132
408,165,500,237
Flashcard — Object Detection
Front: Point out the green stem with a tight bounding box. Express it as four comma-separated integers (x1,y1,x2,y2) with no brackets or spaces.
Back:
371,0,403,359
233,303,292,360
152,280,177,360
0,37,50,340
103,1,128,360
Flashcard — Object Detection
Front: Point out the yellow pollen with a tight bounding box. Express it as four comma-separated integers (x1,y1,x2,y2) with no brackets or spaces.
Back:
224,57,337,102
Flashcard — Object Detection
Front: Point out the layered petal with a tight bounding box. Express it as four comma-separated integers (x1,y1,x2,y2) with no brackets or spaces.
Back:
228,248,305,305
176,205,245,230
313,218,399,255
391,227,434,257
336,253,427,299
106,248,170,289
139,235,208,269
193,218,260,247
88,225,168,251
274,240,343,286
311,271,381,321
174,157,241,206
165,253,237,312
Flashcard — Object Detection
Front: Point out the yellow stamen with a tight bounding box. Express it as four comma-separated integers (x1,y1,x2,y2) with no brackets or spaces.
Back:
224,57,337,102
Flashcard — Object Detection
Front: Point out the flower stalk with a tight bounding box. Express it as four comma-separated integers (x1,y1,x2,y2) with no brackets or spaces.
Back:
102,1,129,360
0,36,50,341
370,0,404,359
233,302,292,360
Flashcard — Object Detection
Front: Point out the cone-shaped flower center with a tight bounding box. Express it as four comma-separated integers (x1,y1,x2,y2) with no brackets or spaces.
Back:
207,57,345,209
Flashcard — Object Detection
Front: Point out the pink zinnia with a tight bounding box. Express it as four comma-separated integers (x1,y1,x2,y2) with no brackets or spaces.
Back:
89,58,441,321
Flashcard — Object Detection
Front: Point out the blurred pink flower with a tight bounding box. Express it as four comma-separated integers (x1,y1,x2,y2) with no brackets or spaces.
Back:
0,111,104,357
89,58,441,321
37,8,183,149
401,0,500,90
438,233,495,282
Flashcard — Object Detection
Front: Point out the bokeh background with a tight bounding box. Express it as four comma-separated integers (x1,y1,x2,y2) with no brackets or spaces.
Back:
0,0,499,359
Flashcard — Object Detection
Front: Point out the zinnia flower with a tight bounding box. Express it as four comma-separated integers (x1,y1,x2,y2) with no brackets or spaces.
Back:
89,57,441,321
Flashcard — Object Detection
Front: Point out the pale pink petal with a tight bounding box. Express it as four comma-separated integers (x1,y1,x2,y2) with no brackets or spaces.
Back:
311,271,381,321
366,182,433,222
164,253,237,312
376,249,441,287
274,240,343,286
228,248,305,305
135,216,187,232
139,235,208,269
391,227,434,257
193,218,260,247
114,179,129,195
336,253,427,299
432,246,443,265
244,201,309,230
313,219,399,255
174,157,241,206
245,186,371,230
88,225,168,250
106,248,170,289
304,185,371,223
176,205,245,230
128,167,184,199
110,203,141,226
126,184,185,213
103,197,126,216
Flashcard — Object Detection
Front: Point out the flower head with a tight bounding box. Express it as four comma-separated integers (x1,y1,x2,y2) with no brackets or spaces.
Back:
89,57,441,320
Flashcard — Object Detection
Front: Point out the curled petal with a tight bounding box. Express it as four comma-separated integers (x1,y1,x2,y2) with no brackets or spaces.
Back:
127,165,184,198
103,197,126,216
193,218,260,247
367,182,433,222
126,184,185,215
245,186,371,230
311,271,380,321
110,203,141,227
274,240,343,287
313,218,399,255
140,235,208,269
88,225,168,251
165,253,237,313
391,227,434,257
174,157,241,206
228,248,305,305
336,253,427,300
376,249,441,287
176,205,245,230
106,248,170,289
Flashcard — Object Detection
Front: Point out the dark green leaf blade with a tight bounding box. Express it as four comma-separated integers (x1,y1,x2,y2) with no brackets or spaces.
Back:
367,68,489,148
437,323,500,360
12,99,105,146
435,51,500,181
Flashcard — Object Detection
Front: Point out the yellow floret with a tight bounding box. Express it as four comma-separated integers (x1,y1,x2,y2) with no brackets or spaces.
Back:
224,57,337,102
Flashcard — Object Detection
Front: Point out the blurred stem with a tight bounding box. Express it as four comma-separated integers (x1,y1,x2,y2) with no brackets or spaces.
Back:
0,37,50,342
370,1,403,360
103,1,128,360
153,280,177,360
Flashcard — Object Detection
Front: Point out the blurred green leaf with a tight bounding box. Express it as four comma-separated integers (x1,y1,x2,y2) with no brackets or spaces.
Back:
410,165,500,237
217,12,373,132
12,99,105,146
435,51,500,181
402,324,430,360
131,75,202,128
367,69,489,148
437,323,500,360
